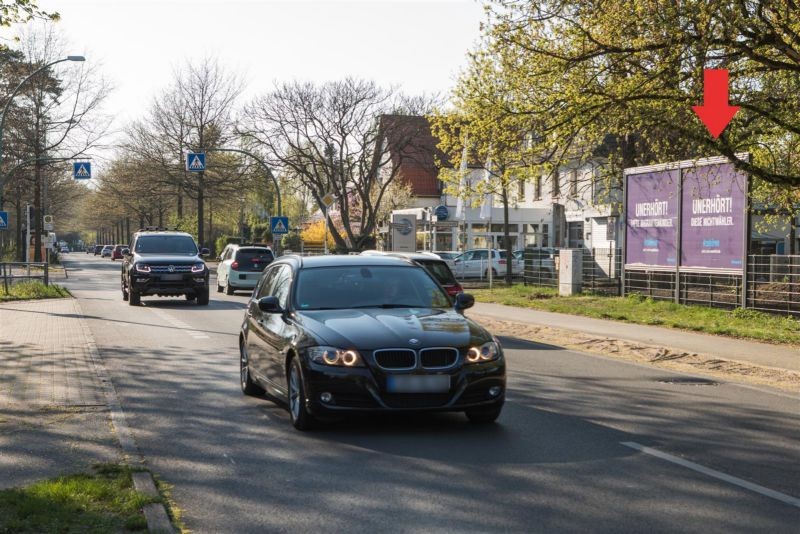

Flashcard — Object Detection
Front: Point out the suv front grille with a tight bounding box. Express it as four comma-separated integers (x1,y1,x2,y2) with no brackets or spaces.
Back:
374,349,416,369
420,348,458,368
150,265,192,273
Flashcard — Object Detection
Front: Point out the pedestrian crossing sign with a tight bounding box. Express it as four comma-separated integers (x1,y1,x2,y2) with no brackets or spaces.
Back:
73,162,91,179
0,211,8,230
186,152,206,172
270,216,289,235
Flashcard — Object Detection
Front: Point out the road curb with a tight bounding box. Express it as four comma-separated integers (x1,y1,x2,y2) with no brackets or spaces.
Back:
74,298,176,533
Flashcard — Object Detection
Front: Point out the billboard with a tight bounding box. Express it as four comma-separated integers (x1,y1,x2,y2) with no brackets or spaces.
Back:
681,162,746,270
624,156,748,273
625,170,679,267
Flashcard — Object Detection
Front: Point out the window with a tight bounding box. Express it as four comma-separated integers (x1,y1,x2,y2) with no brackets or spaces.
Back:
517,179,525,201
534,176,542,200
551,173,560,198
542,224,549,247
271,266,292,308
256,266,280,299
472,250,488,260
134,235,198,255
569,169,578,197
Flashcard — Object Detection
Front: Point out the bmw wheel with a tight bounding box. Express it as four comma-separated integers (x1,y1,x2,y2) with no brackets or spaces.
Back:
288,357,316,431
240,342,264,396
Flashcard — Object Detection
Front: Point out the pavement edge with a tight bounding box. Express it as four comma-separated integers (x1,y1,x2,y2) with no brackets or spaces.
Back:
73,298,175,533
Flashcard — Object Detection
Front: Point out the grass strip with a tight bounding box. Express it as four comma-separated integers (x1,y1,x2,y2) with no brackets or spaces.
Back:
0,281,71,302
0,463,161,533
469,285,800,345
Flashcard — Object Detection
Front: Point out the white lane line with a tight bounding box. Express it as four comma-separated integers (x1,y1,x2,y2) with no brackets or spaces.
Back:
621,441,800,509
148,308,211,340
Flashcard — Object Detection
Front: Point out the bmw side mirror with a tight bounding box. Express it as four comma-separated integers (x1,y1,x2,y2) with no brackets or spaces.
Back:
200,248,210,257
454,292,474,311
258,296,283,313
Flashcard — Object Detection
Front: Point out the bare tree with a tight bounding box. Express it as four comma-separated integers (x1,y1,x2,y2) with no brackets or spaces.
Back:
240,78,435,251
4,23,110,260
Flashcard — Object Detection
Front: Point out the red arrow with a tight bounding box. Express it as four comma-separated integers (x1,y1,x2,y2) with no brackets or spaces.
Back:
692,69,739,139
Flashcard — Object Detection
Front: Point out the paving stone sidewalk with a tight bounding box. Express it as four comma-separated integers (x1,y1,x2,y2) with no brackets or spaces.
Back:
0,298,121,489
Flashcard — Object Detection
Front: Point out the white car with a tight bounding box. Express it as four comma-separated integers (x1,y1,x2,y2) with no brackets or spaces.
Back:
217,245,275,295
452,249,521,278
101,245,113,258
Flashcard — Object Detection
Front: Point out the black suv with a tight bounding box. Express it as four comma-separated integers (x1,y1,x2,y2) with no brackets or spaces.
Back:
121,230,211,306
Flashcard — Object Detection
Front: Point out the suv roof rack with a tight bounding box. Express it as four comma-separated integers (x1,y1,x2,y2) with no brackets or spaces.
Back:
137,226,179,232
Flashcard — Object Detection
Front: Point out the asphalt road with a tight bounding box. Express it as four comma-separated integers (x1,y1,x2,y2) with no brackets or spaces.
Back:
62,253,800,533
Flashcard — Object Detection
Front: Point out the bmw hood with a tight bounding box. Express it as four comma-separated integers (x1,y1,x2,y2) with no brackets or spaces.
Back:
295,308,492,351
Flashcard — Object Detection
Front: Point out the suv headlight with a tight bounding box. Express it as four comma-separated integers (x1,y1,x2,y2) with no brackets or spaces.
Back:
309,346,364,367
466,341,500,363
135,264,151,273
191,262,206,273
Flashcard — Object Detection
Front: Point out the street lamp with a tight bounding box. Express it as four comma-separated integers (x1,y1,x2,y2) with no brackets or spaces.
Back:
0,55,85,209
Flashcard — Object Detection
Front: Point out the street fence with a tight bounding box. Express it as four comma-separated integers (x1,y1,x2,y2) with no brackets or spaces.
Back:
624,255,800,316
1,262,49,292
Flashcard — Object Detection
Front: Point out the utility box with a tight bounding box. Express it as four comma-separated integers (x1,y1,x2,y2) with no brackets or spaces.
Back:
559,248,583,296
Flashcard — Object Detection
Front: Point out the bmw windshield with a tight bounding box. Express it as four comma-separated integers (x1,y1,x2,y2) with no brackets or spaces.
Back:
295,265,451,310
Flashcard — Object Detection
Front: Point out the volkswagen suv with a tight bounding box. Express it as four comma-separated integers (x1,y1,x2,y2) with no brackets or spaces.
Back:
121,229,210,306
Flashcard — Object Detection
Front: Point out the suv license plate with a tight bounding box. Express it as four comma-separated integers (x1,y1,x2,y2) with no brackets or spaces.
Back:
161,274,183,281
386,375,450,393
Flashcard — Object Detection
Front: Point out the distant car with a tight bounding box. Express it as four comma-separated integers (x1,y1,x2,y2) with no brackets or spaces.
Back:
101,245,113,258
429,251,459,269
60,246,69,253
217,245,275,295
515,248,558,276
452,249,521,278
112,244,128,261
93,245,103,255
86,245,93,254
361,250,463,297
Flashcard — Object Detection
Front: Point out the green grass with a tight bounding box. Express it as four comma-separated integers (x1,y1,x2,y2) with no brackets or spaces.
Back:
0,281,71,302
0,464,162,532
470,285,800,345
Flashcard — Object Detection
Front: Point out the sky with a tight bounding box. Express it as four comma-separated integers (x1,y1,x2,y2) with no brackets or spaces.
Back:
13,0,485,150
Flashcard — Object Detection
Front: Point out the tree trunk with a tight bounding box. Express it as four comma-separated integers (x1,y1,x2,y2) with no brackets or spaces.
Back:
502,186,513,284
33,163,42,262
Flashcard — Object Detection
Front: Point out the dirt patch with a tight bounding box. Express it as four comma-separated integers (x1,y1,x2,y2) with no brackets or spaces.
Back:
472,314,800,394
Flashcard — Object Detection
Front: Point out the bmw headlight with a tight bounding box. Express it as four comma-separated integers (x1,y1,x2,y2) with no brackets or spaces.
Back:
309,346,364,367
135,263,151,273
191,262,206,273
466,341,500,363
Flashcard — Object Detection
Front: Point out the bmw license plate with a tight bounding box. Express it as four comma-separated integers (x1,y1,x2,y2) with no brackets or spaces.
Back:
386,375,450,393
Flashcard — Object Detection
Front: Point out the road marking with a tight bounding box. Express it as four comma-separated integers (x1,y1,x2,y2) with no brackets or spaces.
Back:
621,441,800,509
148,308,211,341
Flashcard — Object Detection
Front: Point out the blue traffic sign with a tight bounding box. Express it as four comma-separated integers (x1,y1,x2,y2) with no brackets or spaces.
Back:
434,204,449,221
186,152,206,172
0,211,8,230
270,216,289,235
73,162,91,179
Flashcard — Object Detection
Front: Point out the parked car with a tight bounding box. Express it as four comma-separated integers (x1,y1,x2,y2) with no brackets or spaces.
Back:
60,246,70,253
112,244,128,261
452,249,521,278
93,244,104,255
361,250,463,297
101,245,113,258
217,245,275,295
430,251,459,269
514,248,559,277
121,229,210,306
86,245,94,254
239,254,505,430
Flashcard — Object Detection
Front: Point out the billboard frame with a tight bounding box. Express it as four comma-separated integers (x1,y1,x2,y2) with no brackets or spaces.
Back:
622,153,750,306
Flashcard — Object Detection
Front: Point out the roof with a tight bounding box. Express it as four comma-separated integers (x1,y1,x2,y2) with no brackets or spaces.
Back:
134,230,194,237
362,250,446,263
287,254,415,269
378,115,445,197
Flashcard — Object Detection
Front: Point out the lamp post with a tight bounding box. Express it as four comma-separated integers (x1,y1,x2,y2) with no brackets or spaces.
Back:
0,55,85,210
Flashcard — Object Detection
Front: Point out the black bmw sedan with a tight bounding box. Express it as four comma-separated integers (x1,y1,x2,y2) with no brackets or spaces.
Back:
239,254,506,430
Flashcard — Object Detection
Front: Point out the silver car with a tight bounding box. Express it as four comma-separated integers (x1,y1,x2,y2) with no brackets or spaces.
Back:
217,245,274,295
452,249,521,278
101,245,113,258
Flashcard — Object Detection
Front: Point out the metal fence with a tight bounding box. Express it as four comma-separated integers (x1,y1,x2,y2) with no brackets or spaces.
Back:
747,255,800,316
522,249,558,288
1,262,49,292
624,255,800,316
583,248,622,295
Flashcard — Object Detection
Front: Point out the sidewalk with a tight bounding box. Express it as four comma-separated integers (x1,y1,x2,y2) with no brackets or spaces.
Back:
0,298,121,489
472,302,800,372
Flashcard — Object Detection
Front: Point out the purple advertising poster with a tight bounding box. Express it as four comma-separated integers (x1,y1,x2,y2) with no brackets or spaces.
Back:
681,162,746,270
626,170,679,267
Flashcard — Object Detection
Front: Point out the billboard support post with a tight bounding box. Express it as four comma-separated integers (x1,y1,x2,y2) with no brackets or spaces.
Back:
621,175,627,297
741,167,751,308
675,166,684,305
